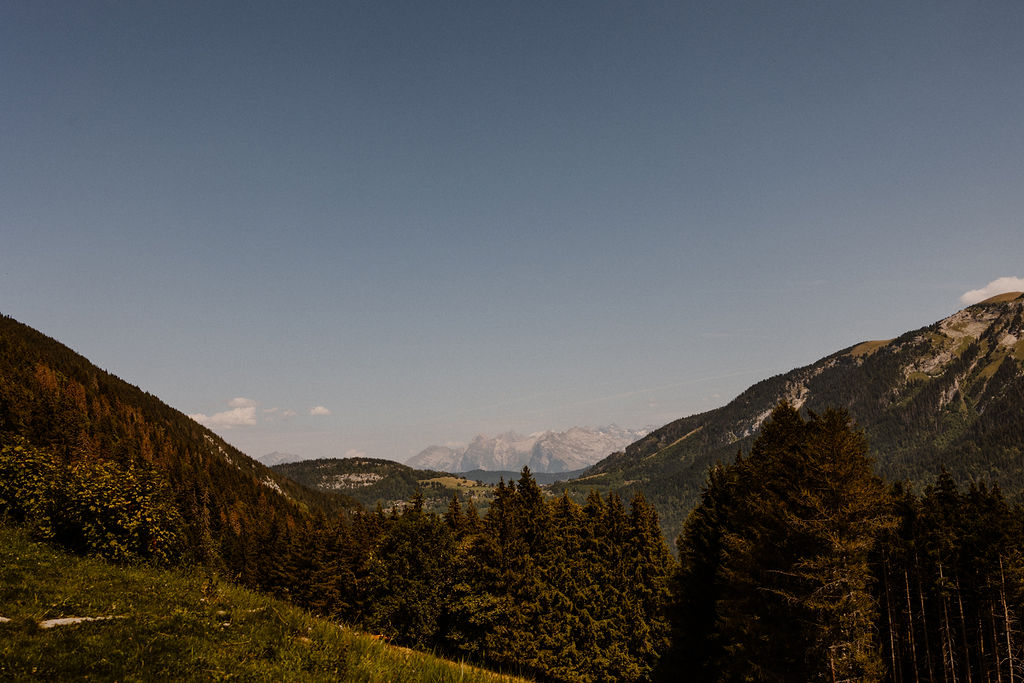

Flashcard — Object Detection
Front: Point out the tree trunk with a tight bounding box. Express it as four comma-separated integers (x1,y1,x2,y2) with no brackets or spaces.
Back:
955,574,973,683
883,558,901,683
906,568,921,683
1000,556,1014,683
919,554,936,683
978,608,990,683
991,600,1005,683
941,563,958,683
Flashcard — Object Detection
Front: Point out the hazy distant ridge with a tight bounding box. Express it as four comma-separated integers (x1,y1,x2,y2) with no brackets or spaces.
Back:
407,425,648,474
257,451,304,466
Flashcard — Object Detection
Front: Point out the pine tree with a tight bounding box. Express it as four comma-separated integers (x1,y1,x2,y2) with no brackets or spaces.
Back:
363,495,456,649
625,493,675,679
659,460,737,681
669,403,892,681
444,493,465,535
496,467,552,675
793,408,892,681
540,493,586,681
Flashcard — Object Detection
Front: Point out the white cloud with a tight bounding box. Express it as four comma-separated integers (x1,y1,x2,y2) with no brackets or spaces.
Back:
960,277,1024,305
228,397,258,409
345,448,367,459
310,405,331,416
189,397,259,429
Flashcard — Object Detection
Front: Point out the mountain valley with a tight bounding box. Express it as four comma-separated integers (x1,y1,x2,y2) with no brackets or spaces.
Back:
4,295,1024,681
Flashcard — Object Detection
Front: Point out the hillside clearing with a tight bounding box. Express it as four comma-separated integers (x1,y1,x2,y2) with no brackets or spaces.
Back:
0,524,527,682
848,339,892,357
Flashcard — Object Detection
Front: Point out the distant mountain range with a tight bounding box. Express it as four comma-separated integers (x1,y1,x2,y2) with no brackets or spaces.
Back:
257,451,304,466
556,292,1024,546
406,425,649,474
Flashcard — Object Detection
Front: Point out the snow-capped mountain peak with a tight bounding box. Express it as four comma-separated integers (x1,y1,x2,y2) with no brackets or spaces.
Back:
406,425,649,474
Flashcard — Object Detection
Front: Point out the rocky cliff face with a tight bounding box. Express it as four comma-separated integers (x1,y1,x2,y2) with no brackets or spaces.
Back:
407,425,649,473
559,293,1024,545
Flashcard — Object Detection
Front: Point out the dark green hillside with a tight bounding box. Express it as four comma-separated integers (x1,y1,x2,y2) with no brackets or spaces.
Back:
273,457,495,513
557,294,1024,546
0,314,358,575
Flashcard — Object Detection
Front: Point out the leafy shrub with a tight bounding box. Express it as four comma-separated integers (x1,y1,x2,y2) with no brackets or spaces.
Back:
0,436,184,564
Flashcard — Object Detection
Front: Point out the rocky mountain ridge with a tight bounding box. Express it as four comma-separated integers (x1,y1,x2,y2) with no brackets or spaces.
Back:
406,425,649,474
257,451,304,466
556,293,1024,545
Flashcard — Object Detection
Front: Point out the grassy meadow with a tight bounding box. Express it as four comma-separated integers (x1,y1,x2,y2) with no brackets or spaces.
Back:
0,524,526,682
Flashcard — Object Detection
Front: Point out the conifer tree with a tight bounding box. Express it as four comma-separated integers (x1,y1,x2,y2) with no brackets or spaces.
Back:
659,461,737,680
447,479,513,663
363,495,456,649
507,467,552,673
669,403,891,681
625,493,675,679
444,493,465,535
540,493,586,681
464,497,482,533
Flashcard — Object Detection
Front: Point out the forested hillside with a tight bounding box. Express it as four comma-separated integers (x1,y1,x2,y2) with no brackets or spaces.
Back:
559,294,1024,544
273,456,495,514
0,314,358,572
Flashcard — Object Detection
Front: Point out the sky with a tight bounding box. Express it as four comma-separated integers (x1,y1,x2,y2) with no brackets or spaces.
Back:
3,2,1023,463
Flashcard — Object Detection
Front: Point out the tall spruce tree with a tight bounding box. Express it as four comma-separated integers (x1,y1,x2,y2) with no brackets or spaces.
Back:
625,493,675,679
667,403,892,681
660,457,740,680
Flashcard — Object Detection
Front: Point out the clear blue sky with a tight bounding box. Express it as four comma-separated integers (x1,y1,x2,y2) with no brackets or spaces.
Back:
3,1,1023,461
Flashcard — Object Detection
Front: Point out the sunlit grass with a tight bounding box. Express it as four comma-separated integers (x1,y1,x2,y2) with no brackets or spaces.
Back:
0,524,525,682
848,339,892,357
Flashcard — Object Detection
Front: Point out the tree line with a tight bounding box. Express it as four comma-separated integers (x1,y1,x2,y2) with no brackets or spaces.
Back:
663,403,1024,683
228,470,674,682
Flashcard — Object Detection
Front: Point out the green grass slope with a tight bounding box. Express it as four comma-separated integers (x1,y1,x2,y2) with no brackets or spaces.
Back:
0,524,527,682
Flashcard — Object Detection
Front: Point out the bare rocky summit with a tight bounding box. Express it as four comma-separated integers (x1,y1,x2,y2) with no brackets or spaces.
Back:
407,425,649,474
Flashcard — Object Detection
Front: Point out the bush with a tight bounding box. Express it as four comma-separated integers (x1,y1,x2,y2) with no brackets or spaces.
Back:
0,436,185,564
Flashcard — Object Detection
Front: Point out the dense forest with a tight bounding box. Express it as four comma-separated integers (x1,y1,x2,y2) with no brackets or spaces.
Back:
5,311,1024,680
664,403,1024,682
1,433,672,680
